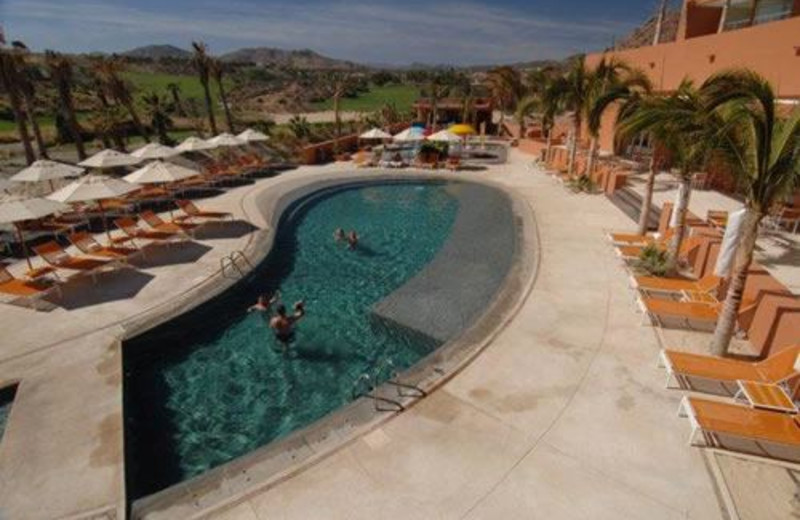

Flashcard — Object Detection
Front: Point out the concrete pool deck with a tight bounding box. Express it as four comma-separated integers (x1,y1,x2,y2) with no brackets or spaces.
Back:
0,151,794,519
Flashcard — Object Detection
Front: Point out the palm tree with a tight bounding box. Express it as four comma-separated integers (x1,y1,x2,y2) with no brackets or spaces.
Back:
91,56,150,141
143,93,174,145
616,80,719,275
425,72,451,131
514,95,538,141
486,66,523,136
191,41,217,135
589,65,655,234
210,58,234,133
89,104,126,151
9,42,48,159
45,51,87,160
0,46,35,164
702,70,800,355
288,115,311,141
553,55,598,178
166,82,185,116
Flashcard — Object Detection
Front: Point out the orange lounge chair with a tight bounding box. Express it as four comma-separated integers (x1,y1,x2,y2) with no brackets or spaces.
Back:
0,267,61,308
139,210,199,237
631,274,721,297
114,217,185,244
638,296,720,328
175,200,233,222
660,345,800,394
679,396,800,461
616,235,701,261
68,231,143,262
33,241,121,283
607,228,674,246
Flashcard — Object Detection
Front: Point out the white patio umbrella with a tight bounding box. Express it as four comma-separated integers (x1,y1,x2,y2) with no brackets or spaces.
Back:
237,128,270,142
175,136,215,153
0,178,12,192
48,175,141,240
206,133,246,148
10,160,84,191
393,127,425,142
130,143,178,162
0,197,69,270
78,149,140,169
360,128,392,140
123,160,200,185
427,130,461,143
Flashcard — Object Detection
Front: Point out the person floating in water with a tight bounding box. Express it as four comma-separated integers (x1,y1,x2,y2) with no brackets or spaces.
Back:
347,230,359,250
270,300,306,354
248,292,279,313
333,228,345,242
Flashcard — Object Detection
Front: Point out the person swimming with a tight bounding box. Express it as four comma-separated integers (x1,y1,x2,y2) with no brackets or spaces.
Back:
248,292,279,313
269,300,306,354
333,228,345,242
347,230,359,250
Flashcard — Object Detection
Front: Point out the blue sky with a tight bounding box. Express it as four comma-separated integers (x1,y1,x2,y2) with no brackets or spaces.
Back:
0,0,670,65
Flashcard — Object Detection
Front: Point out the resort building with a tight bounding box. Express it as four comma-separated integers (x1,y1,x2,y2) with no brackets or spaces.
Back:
413,97,494,131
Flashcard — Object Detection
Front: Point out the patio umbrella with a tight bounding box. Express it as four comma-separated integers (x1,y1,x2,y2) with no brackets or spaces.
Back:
237,128,270,142
0,197,68,270
175,136,215,153
48,175,141,240
393,127,425,142
427,130,461,143
0,178,13,193
206,133,246,148
78,149,140,169
123,160,200,184
130,143,178,162
360,128,392,140
10,160,85,192
449,124,476,137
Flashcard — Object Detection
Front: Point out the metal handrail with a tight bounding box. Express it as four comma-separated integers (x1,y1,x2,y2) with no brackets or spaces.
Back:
219,250,254,279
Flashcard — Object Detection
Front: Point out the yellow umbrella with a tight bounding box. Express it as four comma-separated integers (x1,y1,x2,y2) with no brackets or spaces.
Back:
449,124,476,136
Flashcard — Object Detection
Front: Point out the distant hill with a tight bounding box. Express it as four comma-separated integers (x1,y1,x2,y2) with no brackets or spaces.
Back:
121,44,192,60
219,47,361,70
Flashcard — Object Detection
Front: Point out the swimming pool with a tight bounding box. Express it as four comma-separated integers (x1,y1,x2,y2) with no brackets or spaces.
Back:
124,181,463,499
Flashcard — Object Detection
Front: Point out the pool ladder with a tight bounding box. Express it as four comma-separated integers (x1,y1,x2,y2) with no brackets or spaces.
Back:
351,359,427,412
220,250,253,279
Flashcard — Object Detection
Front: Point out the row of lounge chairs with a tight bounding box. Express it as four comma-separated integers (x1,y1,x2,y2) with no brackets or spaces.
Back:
607,217,800,462
0,200,232,309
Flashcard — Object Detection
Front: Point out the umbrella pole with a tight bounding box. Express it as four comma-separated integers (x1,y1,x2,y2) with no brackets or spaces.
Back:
98,199,112,243
48,179,55,193
14,223,34,272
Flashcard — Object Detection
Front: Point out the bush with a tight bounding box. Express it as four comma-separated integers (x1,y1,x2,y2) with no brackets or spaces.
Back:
634,244,671,277
567,175,596,194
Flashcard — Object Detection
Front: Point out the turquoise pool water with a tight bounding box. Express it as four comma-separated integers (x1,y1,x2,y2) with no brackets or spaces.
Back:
124,181,460,499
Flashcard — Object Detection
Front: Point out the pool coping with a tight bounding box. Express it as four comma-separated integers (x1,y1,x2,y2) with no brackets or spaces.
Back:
127,170,540,520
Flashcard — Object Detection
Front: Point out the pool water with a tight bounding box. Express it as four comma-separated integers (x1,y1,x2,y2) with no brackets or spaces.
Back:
124,181,460,499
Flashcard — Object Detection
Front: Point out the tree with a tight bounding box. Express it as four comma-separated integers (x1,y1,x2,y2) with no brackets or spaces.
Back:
191,41,217,135
486,66,523,136
210,58,234,133
166,82,185,116
552,55,598,178
0,45,35,164
91,56,150,141
9,41,48,159
703,70,800,355
424,71,454,131
143,93,174,145
616,80,719,275
288,115,311,141
89,104,127,151
45,51,87,159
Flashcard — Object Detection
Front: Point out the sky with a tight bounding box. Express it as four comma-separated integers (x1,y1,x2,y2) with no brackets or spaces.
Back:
0,0,672,65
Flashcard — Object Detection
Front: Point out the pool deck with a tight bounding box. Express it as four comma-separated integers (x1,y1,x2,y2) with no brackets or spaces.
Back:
0,151,796,519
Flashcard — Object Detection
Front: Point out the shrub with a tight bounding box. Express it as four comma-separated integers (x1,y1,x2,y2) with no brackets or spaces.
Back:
567,175,596,194
634,244,671,277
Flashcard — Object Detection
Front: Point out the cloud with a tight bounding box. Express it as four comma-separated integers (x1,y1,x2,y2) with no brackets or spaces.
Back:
2,0,638,64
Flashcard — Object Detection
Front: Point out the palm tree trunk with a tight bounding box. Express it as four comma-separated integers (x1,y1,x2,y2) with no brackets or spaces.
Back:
710,209,762,356
218,80,234,133
637,156,658,235
23,95,48,159
10,93,35,165
124,100,150,141
63,90,86,160
585,137,598,179
545,128,553,163
567,118,580,177
431,99,438,132
333,95,341,155
202,80,218,135
666,175,692,275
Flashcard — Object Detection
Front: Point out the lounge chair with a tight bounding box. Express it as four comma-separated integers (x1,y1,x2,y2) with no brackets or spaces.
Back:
616,236,701,261
638,296,720,328
607,228,673,246
114,217,185,244
631,274,721,297
0,267,61,308
174,200,233,222
660,345,800,394
139,210,199,237
68,231,143,262
33,241,121,283
679,396,800,462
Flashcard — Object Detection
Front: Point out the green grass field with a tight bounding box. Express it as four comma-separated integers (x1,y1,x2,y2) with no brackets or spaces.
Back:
122,70,232,102
310,84,419,112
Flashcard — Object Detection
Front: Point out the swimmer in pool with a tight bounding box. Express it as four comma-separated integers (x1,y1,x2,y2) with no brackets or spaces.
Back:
248,292,279,313
270,300,306,354
333,228,345,242
347,230,359,250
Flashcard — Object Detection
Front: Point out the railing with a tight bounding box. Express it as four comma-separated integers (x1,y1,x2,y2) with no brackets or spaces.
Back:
220,250,253,279
350,358,427,412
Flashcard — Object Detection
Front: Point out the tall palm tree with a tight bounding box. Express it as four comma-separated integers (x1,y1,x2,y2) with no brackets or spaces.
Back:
92,56,150,141
143,93,174,145
166,82,185,116
589,65,655,234
191,41,217,135
425,72,451,131
45,51,86,160
0,46,35,164
514,95,538,141
9,42,48,159
486,66,523,136
553,55,598,178
210,58,234,133
616,80,719,275
702,70,800,355
538,75,566,163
